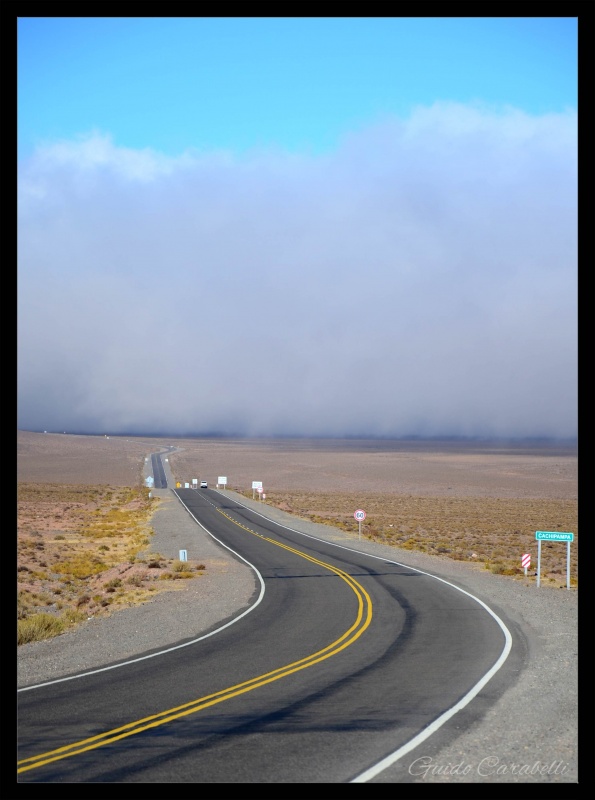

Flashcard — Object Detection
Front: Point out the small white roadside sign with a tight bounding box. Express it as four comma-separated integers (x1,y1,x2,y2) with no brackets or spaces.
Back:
354,509,366,539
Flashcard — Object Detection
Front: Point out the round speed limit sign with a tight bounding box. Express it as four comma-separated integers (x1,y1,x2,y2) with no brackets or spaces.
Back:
354,509,366,521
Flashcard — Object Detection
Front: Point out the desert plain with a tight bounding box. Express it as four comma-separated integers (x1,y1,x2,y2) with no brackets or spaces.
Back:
17,430,578,642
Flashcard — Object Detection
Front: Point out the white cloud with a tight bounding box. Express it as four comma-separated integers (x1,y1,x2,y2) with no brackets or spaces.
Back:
17,103,578,438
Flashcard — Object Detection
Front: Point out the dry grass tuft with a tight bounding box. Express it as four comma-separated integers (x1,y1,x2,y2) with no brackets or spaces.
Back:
17,483,207,644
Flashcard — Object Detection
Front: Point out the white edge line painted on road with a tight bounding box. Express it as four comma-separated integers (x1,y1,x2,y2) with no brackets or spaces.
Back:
18,484,514,783
218,489,514,784
17,492,265,693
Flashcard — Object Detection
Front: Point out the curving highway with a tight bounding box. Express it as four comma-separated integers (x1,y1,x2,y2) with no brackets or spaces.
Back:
17,469,512,783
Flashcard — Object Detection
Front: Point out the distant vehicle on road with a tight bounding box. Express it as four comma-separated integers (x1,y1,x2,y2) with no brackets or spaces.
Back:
200,480,208,488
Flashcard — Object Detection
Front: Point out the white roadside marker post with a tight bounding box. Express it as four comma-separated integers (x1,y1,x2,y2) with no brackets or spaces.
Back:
354,509,366,541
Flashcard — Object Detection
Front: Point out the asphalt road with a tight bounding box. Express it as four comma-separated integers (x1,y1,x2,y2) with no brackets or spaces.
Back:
150,447,174,489
17,484,516,783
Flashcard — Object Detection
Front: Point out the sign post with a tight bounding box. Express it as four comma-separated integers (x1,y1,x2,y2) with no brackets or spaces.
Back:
521,553,531,577
252,481,262,500
535,531,574,589
354,509,366,540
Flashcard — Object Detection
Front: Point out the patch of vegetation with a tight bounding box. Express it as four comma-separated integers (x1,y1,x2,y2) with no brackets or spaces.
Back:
241,490,578,587
17,483,209,644
18,613,65,645
53,555,108,579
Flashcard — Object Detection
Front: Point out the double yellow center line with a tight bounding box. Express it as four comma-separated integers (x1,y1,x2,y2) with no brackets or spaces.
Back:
18,509,373,774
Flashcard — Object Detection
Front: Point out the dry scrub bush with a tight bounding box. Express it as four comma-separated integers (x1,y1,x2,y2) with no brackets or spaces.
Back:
249,490,578,585
17,484,166,643
18,613,65,645
17,478,212,645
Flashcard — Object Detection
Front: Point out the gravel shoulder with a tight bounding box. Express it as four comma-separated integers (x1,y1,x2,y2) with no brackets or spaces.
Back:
17,487,579,784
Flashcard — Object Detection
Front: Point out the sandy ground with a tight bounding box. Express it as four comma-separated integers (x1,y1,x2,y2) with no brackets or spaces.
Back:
17,430,577,499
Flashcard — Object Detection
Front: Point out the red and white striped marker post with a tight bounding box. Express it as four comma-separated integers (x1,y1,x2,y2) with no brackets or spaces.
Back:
521,553,531,577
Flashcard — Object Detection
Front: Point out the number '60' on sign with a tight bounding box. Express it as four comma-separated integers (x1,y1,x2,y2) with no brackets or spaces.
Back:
354,509,366,521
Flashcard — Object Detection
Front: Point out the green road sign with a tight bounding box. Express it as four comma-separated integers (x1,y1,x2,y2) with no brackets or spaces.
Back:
535,531,574,542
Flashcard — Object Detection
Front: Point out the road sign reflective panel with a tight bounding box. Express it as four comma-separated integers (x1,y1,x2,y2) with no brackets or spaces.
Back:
535,531,574,542
354,509,366,521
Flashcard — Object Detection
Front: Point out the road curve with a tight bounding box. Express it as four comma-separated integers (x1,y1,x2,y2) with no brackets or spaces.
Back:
17,486,512,783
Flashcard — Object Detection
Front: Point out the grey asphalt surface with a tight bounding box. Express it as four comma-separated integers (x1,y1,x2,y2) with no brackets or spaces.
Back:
17,474,578,784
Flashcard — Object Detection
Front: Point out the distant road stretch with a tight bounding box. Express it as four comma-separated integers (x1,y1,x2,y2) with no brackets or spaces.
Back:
150,452,167,488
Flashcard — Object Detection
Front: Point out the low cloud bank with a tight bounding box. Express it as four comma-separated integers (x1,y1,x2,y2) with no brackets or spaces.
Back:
18,103,578,439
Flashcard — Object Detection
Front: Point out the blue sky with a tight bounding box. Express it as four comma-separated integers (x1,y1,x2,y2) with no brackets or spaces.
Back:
17,17,578,438
18,17,577,158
